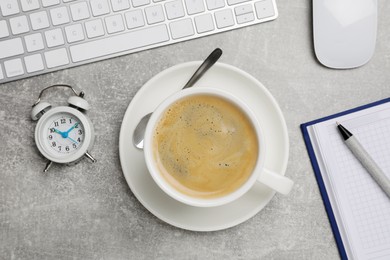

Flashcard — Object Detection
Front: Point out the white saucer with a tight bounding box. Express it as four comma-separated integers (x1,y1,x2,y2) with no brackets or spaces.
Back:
119,62,289,231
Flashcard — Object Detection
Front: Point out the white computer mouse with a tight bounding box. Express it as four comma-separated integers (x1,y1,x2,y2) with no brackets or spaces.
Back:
313,0,377,69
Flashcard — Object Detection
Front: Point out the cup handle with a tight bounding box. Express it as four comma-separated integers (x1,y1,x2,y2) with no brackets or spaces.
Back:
257,168,294,195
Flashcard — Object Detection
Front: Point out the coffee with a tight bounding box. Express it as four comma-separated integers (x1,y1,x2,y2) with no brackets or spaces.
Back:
153,94,259,199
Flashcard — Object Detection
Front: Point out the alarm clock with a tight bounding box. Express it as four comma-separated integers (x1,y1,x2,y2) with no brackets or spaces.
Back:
31,84,96,172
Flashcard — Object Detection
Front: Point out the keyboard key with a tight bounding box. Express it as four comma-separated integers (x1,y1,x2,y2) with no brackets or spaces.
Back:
20,0,40,12
45,28,65,47
44,48,69,68
70,2,91,21
24,33,45,52
30,11,50,30
4,59,24,78
0,21,10,38
206,0,225,10
10,16,30,35
0,0,20,17
165,0,185,20
110,0,130,11
85,19,105,38
105,14,125,34
50,6,70,25
234,4,253,15
145,5,165,24
215,9,234,28
255,0,275,19
70,24,169,62
169,18,194,39
125,10,145,29
236,12,254,24
194,13,214,33
227,0,249,5
132,0,150,7
0,38,24,59
184,0,205,15
91,0,110,16
24,54,44,73
65,24,85,43
42,0,60,7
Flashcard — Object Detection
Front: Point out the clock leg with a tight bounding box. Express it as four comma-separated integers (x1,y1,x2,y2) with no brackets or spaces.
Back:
43,160,53,172
85,152,97,163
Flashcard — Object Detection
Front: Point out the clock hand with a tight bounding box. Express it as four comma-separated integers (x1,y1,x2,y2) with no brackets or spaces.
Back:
54,128,68,138
67,136,78,144
65,122,79,134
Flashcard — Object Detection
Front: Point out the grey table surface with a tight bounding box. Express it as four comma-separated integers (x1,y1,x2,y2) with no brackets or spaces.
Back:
1,0,390,259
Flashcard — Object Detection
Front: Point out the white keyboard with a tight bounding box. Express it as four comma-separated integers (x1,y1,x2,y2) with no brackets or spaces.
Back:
0,0,278,84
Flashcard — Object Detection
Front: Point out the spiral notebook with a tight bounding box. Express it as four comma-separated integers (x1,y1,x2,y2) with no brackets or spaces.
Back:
301,98,390,260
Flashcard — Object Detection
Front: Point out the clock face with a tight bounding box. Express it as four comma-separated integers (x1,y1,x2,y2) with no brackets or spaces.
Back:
44,112,85,156
35,106,94,164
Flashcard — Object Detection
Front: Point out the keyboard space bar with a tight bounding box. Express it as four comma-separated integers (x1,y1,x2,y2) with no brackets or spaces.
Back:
70,25,170,63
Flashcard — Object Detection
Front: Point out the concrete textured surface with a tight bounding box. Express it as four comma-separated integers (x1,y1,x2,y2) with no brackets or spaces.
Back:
1,1,390,259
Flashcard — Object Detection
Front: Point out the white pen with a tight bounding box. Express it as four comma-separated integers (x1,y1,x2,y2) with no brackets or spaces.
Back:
336,122,390,198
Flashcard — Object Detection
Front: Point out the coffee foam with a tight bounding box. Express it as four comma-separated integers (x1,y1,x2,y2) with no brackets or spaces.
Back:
153,94,258,198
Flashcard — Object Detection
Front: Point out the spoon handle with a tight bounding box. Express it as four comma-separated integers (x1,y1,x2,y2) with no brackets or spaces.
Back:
182,48,223,89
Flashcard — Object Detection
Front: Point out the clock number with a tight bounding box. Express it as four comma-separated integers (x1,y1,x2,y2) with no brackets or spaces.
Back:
61,119,66,124
72,143,77,148
54,122,59,127
48,135,53,140
52,141,56,147
78,130,83,135
69,118,72,124
77,137,81,142
75,124,79,128
65,146,70,152
50,128,55,133
58,146,61,151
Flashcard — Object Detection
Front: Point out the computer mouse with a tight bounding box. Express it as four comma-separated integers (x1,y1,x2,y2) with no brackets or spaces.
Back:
313,0,377,69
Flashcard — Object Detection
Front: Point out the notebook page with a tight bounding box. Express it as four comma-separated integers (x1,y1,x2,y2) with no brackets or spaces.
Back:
313,102,390,260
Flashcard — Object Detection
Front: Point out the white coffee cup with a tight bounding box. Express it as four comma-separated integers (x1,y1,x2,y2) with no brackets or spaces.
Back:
144,87,293,207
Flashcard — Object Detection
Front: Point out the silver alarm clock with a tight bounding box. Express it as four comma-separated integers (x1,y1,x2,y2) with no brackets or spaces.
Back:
31,84,96,172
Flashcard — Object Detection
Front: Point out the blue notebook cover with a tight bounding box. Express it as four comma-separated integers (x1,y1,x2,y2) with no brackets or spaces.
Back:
300,97,390,260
